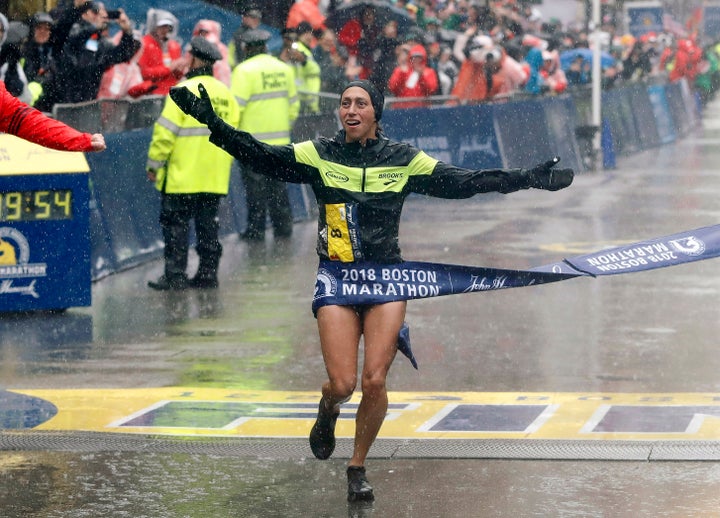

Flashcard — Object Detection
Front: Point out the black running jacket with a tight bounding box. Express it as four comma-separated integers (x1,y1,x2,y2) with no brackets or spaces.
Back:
208,121,535,263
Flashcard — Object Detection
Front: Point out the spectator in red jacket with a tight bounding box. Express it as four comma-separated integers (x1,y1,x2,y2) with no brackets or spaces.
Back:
137,9,186,95
286,0,326,31
337,4,382,80
387,43,439,108
1,81,105,151
667,38,702,84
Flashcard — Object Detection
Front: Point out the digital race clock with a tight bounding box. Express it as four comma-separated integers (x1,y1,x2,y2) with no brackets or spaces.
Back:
0,133,91,311
0,189,73,221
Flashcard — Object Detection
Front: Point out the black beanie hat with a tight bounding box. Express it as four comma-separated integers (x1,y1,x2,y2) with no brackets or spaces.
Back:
342,80,384,121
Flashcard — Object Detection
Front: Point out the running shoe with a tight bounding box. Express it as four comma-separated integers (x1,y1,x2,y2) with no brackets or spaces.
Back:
309,398,339,460
347,466,374,502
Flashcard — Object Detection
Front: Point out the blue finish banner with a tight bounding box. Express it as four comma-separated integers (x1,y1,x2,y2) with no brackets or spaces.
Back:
535,224,720,277
539,96,583,173
312,260,577,312
313,224,720,312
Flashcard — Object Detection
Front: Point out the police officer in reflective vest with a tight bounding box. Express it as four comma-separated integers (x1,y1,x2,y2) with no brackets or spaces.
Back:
232,29,299,241
146,37,241,290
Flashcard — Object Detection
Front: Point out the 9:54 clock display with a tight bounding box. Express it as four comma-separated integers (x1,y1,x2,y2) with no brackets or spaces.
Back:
0,189,73,221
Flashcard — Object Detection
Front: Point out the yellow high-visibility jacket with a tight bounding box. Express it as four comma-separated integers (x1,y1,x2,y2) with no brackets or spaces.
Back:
292,41,321,115
231,53,299,144
147,74,241,194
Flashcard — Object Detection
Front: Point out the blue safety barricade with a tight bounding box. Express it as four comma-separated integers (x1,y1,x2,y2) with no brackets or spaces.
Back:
383,103,502,169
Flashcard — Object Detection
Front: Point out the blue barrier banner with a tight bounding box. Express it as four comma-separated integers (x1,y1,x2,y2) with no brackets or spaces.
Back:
603,88,642,156
383,104,502,169
86,129,162,276
313,224,720,313
627,83,661,149
449,105,502,169
647,84,676,144
626,5,664,37
601,118,616,169
492,100,554,168
539,96,582,172
705,6,720,39
665,81,692,136
88,203,118,280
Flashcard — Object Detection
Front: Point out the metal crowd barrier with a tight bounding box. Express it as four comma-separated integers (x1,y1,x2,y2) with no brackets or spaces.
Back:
53,96,166,134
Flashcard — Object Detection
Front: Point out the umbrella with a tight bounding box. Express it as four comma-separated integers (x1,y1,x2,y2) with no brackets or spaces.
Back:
560,48,616,70
325,0,416,35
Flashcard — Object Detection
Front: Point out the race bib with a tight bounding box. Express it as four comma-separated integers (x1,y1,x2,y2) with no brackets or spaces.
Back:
325,203,361,262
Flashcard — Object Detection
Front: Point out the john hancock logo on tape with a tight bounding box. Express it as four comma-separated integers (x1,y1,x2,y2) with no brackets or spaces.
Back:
0,227,46,298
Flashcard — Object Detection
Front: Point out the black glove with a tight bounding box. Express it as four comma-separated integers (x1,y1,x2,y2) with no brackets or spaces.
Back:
169,83,217,126
525,157,574,191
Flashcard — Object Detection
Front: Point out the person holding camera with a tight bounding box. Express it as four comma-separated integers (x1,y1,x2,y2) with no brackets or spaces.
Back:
137,9,185,96
36,1,139,109
450,34,527,104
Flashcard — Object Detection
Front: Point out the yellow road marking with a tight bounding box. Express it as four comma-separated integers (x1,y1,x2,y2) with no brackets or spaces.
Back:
9,389,720,441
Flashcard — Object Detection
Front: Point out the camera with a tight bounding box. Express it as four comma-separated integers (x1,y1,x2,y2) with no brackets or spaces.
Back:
106,9,122,19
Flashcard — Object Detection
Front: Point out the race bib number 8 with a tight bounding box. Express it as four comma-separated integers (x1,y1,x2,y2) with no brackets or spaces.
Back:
326,203,358,262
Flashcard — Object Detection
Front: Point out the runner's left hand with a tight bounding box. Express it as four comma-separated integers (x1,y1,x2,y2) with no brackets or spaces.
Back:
169,83,217,126
525,157,574,191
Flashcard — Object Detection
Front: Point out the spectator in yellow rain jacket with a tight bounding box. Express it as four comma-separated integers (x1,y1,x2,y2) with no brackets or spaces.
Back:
280,22,320,116
146,37,240,290
232,28,299,241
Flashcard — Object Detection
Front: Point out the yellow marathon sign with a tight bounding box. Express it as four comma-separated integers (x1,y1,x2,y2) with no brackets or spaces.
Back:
9,388,720,441
0,134,89,175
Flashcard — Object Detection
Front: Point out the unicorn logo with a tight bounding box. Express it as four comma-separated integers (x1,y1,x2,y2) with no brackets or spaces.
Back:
669,236,705,256
0,227,45,298
0,227,30,266
313,268,337,300
0,238,17,265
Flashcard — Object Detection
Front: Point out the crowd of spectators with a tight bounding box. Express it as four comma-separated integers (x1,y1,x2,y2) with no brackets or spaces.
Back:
1,0,719,116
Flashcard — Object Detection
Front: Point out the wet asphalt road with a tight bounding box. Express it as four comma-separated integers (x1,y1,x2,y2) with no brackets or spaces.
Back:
4,99,720,516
